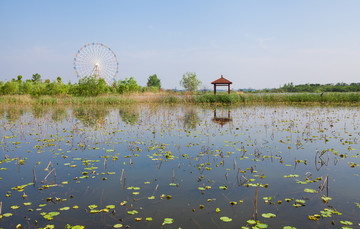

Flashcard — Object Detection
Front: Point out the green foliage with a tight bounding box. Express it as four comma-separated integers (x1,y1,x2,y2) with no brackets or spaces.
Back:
17,75,23,83
30,82,46,97
44,81,69,96
71,76,109,96
272,82,360,93
142,86,160,93
147,74,161,88
195,94,240,104
2,81,20,95
116,77,140,94
180,72,201,92
32,73,42,83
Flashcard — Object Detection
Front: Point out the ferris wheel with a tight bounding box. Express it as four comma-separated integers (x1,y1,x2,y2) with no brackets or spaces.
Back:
73,42,119,85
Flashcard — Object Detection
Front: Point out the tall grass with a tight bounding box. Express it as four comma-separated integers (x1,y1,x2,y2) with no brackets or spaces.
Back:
0,92,360,105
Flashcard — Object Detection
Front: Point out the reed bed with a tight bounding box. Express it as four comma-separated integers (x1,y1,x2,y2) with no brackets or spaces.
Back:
0,92,360,105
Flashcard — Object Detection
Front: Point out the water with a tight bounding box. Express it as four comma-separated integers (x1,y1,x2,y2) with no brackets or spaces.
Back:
0,104,359,228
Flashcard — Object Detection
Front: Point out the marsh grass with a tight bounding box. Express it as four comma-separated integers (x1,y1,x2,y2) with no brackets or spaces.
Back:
0,92,360,105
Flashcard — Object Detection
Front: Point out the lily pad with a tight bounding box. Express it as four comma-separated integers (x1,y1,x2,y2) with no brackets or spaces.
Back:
162,218,174,225
304,188,317,193
219,185,228,190
220,216,232,222
262,213,276,218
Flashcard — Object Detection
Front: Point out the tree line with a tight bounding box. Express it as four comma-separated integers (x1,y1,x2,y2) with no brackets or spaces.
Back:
263,82,360,93
0,72,203,96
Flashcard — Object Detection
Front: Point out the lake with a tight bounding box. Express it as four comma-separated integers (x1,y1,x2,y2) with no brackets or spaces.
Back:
0,104,359,228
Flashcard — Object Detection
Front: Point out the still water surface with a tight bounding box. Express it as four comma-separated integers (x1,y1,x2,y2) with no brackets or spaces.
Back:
0,104,359,228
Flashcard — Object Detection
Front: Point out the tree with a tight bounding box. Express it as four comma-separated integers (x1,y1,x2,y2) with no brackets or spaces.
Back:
2,81,19,95
146,74,161,88
71,76,108,96
17,75,23,83
117,77,140,94
32,73,42,83
57,76,62,83
180,72,201,92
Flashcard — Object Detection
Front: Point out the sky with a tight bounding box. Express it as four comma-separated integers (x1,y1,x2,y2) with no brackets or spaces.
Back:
0,0,359,90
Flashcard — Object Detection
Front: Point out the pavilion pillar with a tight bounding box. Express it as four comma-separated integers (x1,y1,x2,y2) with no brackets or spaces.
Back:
228,84,230,94
214,84,216,95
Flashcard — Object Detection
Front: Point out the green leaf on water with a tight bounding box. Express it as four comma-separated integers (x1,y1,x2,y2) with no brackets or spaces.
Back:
66,225,85,229
198,187,205,191
145,217,153,221
11,205,20,209
162,218,174,225
120,201,127,206
219,185,228,190
2,213,13,217
220,216,232,222
256,222,268,228
88,204,98,209
59,207,70,211
106,205,115,209
48,212,60,217
247,220,257,225
90,209,100,214
23,202,32,206
262,213,276,218
283,226,297,229
321,196,332,202
113,224,123,228
283,174,299,178
295,199,306,204
304,188,317,193
340,221,353,225
216,208,220,213
127,210,138,215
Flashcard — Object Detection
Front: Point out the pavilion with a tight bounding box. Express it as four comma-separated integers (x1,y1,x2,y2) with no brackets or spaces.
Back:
211,75,232,94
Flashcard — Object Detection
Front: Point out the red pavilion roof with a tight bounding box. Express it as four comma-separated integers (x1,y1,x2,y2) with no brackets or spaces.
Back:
211,75,232,84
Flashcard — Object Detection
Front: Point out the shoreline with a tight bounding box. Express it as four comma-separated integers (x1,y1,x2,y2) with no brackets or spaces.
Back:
0,92,360,106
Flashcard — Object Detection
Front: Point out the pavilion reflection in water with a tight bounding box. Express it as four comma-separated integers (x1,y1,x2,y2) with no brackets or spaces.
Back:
212,108,232,127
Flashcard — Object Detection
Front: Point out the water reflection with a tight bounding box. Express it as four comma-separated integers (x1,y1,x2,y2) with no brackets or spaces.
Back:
212,107,232,127
73,107,109,128
183,107,200,130
0,104,359,228
119,106,139,125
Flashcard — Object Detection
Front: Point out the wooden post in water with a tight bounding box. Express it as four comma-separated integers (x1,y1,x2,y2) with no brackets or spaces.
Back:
33,168,37,183
172,168,175,183
253,187,258,220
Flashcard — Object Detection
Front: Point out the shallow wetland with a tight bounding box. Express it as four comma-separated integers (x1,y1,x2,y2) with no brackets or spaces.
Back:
0,104,360,228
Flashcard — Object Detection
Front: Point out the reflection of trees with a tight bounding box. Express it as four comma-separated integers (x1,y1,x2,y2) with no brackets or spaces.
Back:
183,108,200,130
51,107,67,122
119,107,139,125
74,107,109,128
5,106,24,121
33,105,45,119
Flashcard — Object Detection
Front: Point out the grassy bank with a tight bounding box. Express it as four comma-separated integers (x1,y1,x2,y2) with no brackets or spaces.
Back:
1,92,360,105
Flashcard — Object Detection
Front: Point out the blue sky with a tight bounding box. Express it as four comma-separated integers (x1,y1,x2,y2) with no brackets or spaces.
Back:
0,0,359,89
